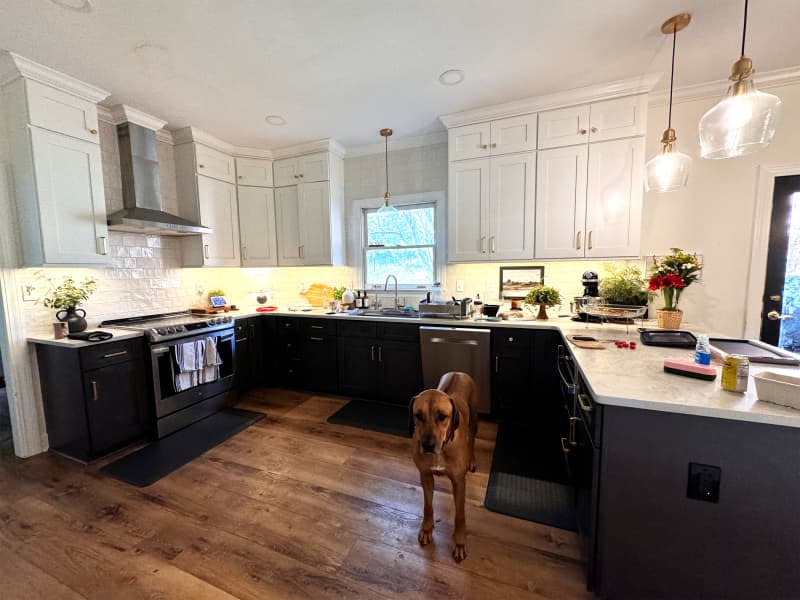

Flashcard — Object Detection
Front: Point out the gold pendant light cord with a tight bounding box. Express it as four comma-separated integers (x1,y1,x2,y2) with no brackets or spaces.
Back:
385,134,389,198
668,25,676,129
741,0,749,57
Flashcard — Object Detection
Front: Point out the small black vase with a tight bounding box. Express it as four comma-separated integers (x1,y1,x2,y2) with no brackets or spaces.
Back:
56,307,87,333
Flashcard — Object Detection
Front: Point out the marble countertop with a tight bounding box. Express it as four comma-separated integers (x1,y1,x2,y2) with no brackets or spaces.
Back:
27,327,144,348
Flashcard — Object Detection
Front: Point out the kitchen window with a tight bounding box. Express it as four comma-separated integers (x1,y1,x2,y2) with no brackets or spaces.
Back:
363,203,436,289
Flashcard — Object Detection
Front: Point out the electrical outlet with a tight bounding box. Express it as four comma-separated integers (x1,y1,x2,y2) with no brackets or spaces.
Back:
21,283,38,302
456,279,465,293
687,462,721,503
195,283,205,295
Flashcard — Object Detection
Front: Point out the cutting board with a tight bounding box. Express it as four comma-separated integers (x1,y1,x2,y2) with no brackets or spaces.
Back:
300,283,334,307
566,335,605,349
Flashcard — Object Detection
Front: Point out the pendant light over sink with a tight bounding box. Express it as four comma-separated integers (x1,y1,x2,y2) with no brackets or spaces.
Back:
645,13,691,193
698,0,781,158
377,128,397,214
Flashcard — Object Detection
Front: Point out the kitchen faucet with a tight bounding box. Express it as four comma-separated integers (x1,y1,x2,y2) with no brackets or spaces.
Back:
384,274,398,309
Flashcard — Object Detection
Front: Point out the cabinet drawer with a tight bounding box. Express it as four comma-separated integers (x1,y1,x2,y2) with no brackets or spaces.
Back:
449,122,492,161
375,322,419,342
301,318,336,336
276,316,300,335
25,80,101,144
492,329,531,350
236,157,273,187
538,105,590,149
279,337,300,355
80,338,143,370
298,152,329,183
273,157,301,187
337,320,377,338
195,143,236,183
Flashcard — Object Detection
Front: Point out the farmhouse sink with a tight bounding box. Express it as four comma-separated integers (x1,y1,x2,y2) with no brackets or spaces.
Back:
348,308,419,319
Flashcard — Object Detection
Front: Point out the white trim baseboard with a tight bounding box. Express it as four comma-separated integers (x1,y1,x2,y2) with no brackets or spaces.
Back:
743,162,800,339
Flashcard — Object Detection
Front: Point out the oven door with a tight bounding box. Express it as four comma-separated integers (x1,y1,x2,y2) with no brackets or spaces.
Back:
150,327,236,419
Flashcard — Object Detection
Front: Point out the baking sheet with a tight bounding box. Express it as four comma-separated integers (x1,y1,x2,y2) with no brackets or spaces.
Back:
708,338,800,366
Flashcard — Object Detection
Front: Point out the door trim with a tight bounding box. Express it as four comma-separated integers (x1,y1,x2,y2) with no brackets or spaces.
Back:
744,163,800,339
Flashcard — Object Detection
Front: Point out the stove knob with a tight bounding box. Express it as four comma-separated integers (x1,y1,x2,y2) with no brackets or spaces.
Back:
177,325,186,332
223,316,231,323
166,327,176,334
157,328,167,335
209,317,218,325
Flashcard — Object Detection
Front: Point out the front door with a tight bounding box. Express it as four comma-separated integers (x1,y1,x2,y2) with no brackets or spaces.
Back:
759,175,800,351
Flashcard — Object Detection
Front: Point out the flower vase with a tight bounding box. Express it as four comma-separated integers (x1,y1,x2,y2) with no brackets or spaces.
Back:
536,303,548,320
56,307,87,333
656,309,682,329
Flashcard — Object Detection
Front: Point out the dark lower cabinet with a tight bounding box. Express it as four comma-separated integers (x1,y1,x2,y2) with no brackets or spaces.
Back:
35,338,149,461
492,329,531,421
302,334,338,393
275,317,338,392
377,339,423,405
235,317,268,393
338,336,377,397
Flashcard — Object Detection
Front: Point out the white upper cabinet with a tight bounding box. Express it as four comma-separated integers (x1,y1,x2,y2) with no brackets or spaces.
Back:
195,143,236,183
28,127,109,265
274,185,303,266
25,80,101,144
537,105,591,149
449,123,491,161
490,114,537,155
196,175,240,267
448,158,490,261
238,186,277,267
488,152,535,260
588,95,647,143
535,145,588,259
297,181,331,266
235,157,273,187
584,137,644,258
273,152,329,186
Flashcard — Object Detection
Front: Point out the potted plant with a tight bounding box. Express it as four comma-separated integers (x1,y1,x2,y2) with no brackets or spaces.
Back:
600,265,649,315
648,248,702,329
39,274,97,333
524,286,562,320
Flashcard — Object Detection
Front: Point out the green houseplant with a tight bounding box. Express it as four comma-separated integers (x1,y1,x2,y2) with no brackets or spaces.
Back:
599,266,649,307
40,274,97,333
524,286,562,320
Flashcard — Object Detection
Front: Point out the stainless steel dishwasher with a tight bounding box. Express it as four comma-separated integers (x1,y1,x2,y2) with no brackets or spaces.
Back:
419,326,491,413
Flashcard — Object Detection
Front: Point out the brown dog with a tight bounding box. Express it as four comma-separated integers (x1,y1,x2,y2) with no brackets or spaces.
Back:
409,371,479,561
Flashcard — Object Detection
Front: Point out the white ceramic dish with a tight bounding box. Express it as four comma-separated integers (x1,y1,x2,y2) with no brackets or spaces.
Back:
753,371,800,410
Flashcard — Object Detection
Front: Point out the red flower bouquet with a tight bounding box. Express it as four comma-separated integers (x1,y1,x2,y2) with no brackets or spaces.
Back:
649,248,701,311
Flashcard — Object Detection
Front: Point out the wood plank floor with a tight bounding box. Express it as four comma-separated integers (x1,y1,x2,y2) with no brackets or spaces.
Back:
0,388,591,599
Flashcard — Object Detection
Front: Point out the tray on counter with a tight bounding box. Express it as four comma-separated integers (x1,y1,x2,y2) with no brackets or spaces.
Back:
639,329,697,348
708,338,800,365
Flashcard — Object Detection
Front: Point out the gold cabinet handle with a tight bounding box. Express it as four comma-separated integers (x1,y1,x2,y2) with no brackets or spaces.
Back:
580,129,587,135
299,245,304,259
199,164,205,169
490,236,496,253
242,245,248,260
204,244,210,259
238,175,243,179
591,127,598,133
91,380,98,402
588,231,593,250
577,393,593,412
97,236,108,255
575,231,582,250
481,144,488,149
480,236,487,254
103,350,128,359
298,173,304,178
491,143,497,148
89,128,97,135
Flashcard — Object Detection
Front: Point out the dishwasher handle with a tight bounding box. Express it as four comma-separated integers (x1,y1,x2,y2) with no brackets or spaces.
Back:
429,337,480,346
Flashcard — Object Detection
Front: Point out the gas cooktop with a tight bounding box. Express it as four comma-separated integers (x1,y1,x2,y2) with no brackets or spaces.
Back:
100,311,234,342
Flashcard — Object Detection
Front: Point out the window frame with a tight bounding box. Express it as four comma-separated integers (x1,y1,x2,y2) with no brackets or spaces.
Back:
361,201,437,291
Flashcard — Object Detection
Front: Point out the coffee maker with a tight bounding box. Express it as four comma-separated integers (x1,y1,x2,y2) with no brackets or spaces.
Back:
571,271,601,321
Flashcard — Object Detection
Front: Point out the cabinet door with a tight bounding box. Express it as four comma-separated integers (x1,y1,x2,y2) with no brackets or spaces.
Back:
297,181,331,265
238,186,278,267
302,335,338,393
298,152,329,183
537,105,590,149
83,361,147,457
273,157,300,187
26,79,101,144
197,175,240,266
448,158,490,262
488,152,535,260
29,127,109,265
449,123,491,161
378,341,422,405
535,145,588,259
235,157,273,187
585,137,644,258
274,185,303,266
589,95,647,142
337,337,377,398
195,144,236,183
234,329,252,392
490,114,537,155
492,331,531,421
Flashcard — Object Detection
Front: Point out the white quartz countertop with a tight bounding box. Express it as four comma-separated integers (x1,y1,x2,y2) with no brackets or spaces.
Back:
27,327,144,348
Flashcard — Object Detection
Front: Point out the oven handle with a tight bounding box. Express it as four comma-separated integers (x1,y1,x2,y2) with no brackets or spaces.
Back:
150,331,235,355
152,347,169,355
556,345,576,392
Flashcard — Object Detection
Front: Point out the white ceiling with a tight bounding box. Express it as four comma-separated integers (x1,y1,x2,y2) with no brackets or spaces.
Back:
1,0,799,150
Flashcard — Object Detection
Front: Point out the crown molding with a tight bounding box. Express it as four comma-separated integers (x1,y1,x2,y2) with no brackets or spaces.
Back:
270,138,346,160
232,146,273,160
107,104,167,131
345,131,447,157
0,50,109,103
439,72,662,128
648,65,800,106
97,105,173,143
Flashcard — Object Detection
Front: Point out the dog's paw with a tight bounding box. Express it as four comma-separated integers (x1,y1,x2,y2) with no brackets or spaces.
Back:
418,526,434,546
452,543,467,562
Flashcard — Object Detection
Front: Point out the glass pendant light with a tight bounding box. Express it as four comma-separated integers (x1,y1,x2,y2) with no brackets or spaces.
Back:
377,128,398,214
645,13,692,193
699,0,781,159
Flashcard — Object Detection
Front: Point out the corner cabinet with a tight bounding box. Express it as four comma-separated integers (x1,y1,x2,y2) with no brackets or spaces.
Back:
238,185,278,267
448,152,535,262
0,56,111,266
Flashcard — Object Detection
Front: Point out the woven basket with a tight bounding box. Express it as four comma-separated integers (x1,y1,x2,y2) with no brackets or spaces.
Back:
656,309,683,329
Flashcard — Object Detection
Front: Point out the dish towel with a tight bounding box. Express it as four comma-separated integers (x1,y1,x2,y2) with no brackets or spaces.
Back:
173,340,206,392
199,337,222,384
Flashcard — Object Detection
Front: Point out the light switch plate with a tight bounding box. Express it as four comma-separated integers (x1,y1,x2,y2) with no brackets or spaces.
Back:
456,279,464,293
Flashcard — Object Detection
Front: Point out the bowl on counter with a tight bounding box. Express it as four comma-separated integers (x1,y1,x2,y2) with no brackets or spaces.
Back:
483,304,500,317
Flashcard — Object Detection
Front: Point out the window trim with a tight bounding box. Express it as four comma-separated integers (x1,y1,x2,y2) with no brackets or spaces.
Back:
362,202,436,290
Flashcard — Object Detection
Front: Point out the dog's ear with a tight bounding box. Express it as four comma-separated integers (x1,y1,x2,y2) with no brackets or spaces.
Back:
408,395,418,438
446,396,460,443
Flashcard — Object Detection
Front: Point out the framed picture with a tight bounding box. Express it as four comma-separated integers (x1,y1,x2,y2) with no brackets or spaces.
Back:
499,266,545,299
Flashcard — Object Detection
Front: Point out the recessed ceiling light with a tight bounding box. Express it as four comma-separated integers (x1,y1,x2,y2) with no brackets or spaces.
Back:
438,69,465,86
265,115,287,126
49,0,93,12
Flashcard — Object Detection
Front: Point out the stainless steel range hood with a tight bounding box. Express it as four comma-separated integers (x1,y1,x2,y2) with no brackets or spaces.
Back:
107,121,211,236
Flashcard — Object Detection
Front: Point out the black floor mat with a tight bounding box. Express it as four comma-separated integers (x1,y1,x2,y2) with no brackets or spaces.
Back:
484,423,577,531
101,408,263,487
327,400,410,438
